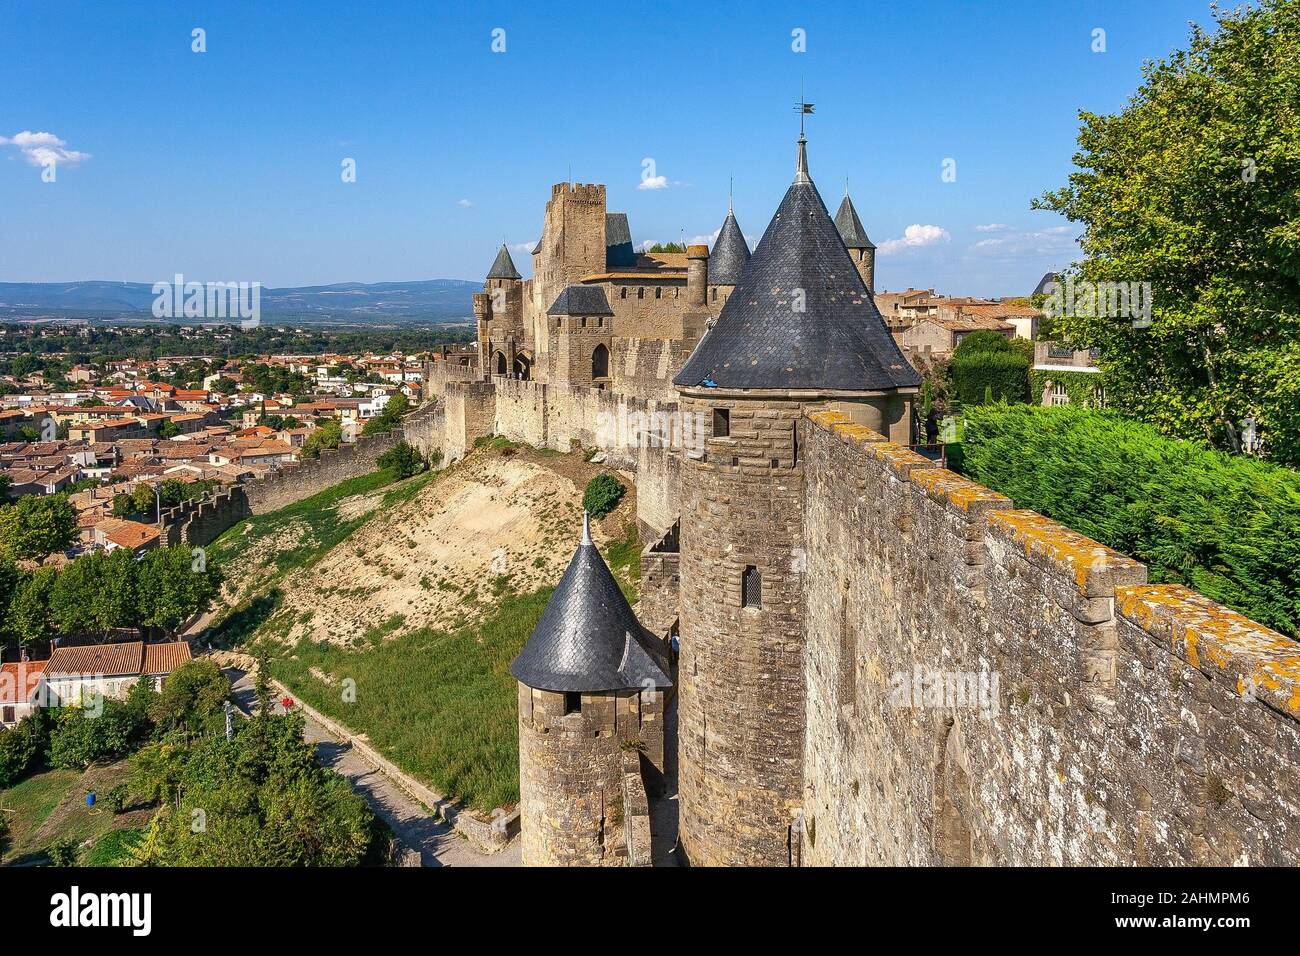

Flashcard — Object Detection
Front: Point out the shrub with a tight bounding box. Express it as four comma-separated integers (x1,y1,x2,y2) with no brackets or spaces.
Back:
48,700,146,770
47,840,78,866
582,474,625,520
955,404,1300,636
0,711,51,788
377,441,425,480
951,350,1030,405
105,784,129,814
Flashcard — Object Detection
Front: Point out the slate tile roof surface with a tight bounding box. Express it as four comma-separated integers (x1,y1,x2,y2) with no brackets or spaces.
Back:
510,519,671,693
675,140,921,392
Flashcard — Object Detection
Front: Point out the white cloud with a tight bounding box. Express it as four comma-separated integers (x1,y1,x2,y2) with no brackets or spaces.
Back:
877,224,950,256
511,241,536,253
457,198,474,208
966,226,1078,260
975,223,1010,232
637,175,668,191
0,130,91,168
687,228,721,246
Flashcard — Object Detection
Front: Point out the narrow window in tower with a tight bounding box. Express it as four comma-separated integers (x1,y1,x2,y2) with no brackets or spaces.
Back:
637,287,645,299
742,565,762,609
621,287,627,299
563,691,582,715
713,407,730,437
655,287,662,299
711,287,717,301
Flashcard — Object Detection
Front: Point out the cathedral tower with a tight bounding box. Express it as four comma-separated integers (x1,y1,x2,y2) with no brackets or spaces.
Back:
671,130,919,866
510,514,672,866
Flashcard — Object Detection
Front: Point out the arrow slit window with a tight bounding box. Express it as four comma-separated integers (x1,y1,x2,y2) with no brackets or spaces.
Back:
742,565,762,609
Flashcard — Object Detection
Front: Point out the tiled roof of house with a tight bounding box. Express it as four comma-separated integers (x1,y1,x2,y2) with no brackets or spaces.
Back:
48,642,144,678
47,641,190,679
143,641,192,675
0,660,47,703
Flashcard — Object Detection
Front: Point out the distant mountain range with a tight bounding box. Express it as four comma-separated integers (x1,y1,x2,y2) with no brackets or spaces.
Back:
0,279,479,323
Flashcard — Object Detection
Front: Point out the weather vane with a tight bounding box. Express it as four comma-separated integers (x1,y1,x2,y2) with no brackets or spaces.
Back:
795,79,815,138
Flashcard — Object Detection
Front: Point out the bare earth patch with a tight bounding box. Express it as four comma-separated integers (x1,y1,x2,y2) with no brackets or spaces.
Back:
231,446,633,649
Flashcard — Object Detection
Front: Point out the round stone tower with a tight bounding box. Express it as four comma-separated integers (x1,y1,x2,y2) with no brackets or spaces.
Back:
671,131,919,866
510,514,672,866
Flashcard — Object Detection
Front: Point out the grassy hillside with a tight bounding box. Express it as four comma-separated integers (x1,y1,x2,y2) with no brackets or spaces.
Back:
205,441,639,813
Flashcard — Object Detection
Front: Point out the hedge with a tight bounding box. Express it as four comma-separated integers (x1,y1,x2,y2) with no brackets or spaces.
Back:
954,404,1300,638
1028,368,1107,407
950,351,1029,405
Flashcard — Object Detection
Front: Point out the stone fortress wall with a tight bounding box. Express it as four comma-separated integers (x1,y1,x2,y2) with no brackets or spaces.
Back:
161,400,445,547
799,410,1300,866
425,361,1300,865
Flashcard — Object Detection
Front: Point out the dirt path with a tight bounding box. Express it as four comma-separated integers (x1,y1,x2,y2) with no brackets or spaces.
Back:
224,668,520,867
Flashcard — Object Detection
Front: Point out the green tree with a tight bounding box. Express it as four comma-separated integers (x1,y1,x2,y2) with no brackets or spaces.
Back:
136,545,221,637
0,558,21,647
131,484,157,518
97,547,140,632
50,552,102,637
582,474,625,520
9,567,56,645
361,393,409,436
301,418,342,460
150,659,230,737
377,441,424,479
1034,0,1300,464
131,711,377,866
0,495,76,560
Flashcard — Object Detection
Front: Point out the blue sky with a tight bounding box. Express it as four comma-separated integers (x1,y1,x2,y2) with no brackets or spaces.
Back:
1,0,1221,296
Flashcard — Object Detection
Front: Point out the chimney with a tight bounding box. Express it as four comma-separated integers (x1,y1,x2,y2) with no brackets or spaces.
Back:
687,244,709,308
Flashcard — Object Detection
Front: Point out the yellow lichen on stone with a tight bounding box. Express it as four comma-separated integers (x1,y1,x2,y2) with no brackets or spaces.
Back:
911,467,1011,514
807,409,852,429
1117,584,1300,719
988,509,1139,592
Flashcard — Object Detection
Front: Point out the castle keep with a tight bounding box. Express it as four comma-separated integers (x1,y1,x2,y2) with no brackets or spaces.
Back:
430,126,1300,867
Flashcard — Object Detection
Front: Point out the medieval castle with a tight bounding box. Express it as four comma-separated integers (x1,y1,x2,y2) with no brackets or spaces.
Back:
418,130,1300,867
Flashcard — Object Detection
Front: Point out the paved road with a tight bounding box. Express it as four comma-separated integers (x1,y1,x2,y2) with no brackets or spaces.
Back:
225,668,521,868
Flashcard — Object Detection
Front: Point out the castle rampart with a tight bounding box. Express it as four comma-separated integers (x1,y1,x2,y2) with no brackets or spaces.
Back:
799,410,1300,866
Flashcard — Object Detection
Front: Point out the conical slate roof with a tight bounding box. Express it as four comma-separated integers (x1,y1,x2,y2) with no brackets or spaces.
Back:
1032,271,1059,296
674,139,921,392
709,208,750,285
487,244,521,280
510,515,671,693
834,194,875,250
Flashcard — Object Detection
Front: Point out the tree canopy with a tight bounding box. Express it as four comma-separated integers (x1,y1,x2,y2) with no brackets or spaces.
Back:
1034,0,1300,464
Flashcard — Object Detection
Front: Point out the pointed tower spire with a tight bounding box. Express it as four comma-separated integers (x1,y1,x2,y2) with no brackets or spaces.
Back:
794,96,814,184
708,201,751,287
509,515,670,693
487,243,521,280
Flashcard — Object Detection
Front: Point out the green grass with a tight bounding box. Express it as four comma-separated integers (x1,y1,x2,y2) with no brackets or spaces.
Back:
84,826,145,866
208,467,400,580
265,586,553,813
212,451,644,815
0,767,80,859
